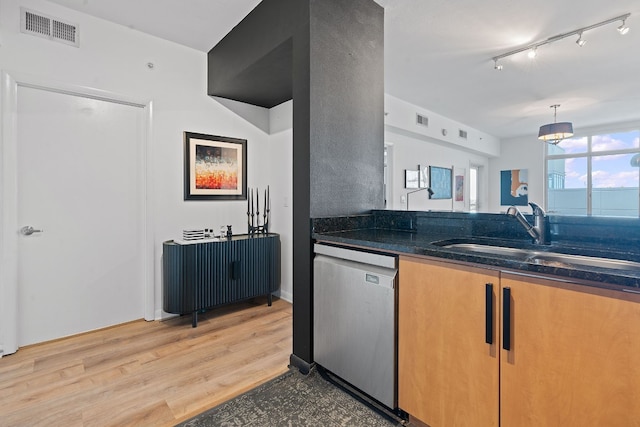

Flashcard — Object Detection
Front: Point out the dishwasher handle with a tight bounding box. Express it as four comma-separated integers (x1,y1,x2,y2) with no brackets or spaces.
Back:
314,243,397,269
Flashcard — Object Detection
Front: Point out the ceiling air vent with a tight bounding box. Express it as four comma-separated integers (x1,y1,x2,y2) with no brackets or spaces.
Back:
416,113,429,127
20,8,79,47
459,129,468,139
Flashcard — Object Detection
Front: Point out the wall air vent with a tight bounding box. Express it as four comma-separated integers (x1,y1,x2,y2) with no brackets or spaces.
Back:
416,113,429,127
459,129,468,139
20,8,79,47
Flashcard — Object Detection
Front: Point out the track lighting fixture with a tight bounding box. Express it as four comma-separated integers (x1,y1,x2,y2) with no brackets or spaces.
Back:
618,18,630,35
492,13,630,69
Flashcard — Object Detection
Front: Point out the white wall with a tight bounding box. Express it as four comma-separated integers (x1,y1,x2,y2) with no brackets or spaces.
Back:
386,131,491,211
488,135,545,213
384,94,501,157
384,95,495,212
268,101,293,302
0,0,293,325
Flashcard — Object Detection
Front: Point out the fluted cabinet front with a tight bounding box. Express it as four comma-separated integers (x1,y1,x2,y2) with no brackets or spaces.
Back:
163,234,280,326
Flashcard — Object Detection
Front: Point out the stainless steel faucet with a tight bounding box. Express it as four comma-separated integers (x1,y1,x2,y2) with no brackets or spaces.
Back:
506,202,550,245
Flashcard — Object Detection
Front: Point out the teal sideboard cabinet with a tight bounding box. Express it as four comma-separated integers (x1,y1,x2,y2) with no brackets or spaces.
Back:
162,233,281,327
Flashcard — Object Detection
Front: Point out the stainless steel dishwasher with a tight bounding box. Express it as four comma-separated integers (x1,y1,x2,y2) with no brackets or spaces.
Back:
313,243,398,409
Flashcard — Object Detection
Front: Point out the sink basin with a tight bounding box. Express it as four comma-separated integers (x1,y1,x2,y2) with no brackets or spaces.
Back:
441,243,640,271
529,253,640,271
442,243,531,258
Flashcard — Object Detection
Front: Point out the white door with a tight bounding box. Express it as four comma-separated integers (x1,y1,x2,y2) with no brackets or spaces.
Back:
16,85,145,347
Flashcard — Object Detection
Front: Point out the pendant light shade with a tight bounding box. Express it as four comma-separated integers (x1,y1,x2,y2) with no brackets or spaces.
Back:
538,105,573,145
538,122,574,142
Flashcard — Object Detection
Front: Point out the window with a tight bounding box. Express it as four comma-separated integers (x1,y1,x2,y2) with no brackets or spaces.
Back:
546,129,640,217
469,165,479,212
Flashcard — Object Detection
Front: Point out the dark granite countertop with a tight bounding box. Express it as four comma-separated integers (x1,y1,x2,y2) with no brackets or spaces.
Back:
312,228,640,290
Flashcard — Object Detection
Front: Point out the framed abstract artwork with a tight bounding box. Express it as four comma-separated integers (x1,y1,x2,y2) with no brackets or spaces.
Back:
455,175,464,201
429,166,453,199
500,169,528,206
405,169,420,189
405,164,429,189
184,132,247,200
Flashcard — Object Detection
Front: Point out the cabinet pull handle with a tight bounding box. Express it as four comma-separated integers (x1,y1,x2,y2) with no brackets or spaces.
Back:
230,260,240,280
485,283,493,344
503,287,511,351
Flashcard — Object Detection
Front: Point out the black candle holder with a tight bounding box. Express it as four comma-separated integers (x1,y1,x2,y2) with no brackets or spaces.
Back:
247,185,270,236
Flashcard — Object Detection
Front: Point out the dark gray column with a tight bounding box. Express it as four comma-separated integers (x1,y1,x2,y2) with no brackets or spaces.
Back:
309,0,385,217
208,0,384,372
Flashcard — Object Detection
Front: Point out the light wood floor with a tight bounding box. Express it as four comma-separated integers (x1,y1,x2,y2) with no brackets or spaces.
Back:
0,297,292,427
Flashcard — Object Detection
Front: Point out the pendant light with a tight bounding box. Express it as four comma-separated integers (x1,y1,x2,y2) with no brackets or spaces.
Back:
538,104,574,145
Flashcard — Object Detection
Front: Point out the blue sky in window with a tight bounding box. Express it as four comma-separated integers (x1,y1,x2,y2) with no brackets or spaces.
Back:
562,132,639,188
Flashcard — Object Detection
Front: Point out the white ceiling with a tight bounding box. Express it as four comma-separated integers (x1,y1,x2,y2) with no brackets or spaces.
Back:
47,0,640,139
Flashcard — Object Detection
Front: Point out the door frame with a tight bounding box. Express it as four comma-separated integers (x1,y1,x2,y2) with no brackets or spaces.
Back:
0,71,155,356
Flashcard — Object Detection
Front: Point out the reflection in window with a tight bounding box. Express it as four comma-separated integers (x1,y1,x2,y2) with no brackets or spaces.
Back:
547,157,587,215
592,153,639,216
546,129,640,217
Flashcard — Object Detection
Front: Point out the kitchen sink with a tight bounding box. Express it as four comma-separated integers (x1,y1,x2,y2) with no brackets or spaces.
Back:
440,242,640,271
528,252,640,271
441,243,531,258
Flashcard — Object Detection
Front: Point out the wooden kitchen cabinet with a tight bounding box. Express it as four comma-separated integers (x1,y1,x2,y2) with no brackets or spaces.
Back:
399,256,640,427
398,256,500,427
500,273,640,426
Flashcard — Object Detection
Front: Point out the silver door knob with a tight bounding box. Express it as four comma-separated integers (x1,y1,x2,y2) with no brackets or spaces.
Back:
20,226,43,236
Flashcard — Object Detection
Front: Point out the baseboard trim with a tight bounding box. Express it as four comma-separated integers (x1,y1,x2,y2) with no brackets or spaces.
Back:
278,289,293,303
289,353,313,375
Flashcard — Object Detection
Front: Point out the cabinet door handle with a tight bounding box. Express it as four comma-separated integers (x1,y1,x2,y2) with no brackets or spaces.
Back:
230,260,240,280
485,283,493,344
502,287,511,351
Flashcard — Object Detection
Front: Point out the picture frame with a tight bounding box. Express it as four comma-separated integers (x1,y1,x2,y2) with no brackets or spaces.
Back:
429,166,453,199
500,169,528,206
405,164,428,189
455,175,464,201
184,132,247,201
404,169,420,189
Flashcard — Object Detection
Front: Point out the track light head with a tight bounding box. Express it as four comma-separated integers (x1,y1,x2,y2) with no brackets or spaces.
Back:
527,48,537,59
494,59,503,70
576,32,586,46
618,19,630,34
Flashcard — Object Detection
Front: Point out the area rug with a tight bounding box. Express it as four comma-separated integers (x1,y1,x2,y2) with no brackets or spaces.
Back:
176,367,404,427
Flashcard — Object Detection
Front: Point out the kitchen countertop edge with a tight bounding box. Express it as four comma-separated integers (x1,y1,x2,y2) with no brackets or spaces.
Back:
312,229,640,291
